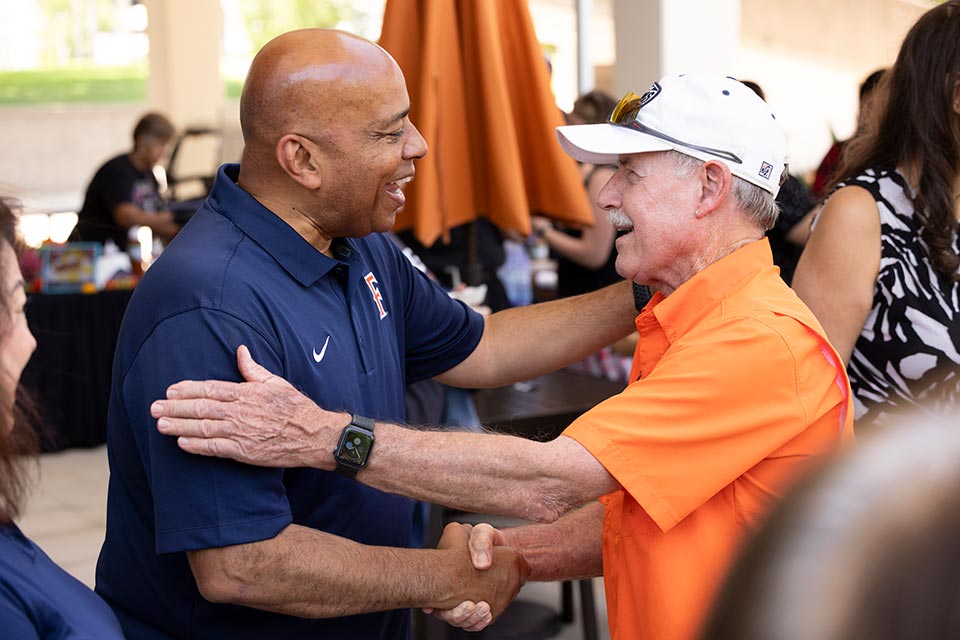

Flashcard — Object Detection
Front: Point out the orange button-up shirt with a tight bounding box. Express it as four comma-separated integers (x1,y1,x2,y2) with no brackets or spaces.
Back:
564,239,854,640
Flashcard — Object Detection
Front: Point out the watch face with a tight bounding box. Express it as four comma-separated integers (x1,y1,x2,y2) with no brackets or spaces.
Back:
338,427,373,466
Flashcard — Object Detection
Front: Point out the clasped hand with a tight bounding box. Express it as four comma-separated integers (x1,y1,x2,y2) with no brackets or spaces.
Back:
434,523,527,631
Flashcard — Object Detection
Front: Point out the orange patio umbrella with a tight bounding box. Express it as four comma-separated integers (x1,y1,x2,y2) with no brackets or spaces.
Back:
379,0,594,248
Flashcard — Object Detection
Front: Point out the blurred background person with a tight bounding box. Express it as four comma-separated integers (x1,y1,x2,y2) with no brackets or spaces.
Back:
72,112,182,251
811,68,888,201
792,0,960,428
533,89,622,299
397,218,510,311
740,80,816,285
0,198,124,638
531,90,631,381
701,394,960,640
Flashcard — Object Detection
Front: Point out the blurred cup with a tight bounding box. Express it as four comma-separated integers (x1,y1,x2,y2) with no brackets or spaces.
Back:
448,284,488,308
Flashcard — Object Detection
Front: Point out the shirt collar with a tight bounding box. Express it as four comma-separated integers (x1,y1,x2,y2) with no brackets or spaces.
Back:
205,164,341,287
641,238,775,341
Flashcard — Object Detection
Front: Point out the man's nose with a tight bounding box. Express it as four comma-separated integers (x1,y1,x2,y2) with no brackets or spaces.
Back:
405,121,428,160
597,172,621,210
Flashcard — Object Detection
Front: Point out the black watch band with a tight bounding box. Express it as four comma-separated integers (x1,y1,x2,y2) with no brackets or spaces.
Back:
333,414,376,479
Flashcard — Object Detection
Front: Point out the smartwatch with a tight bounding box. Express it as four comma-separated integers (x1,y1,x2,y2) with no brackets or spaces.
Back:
333,414,376,478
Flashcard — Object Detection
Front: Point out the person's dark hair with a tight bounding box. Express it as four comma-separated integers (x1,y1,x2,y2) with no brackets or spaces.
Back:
832,0,960,280
701,403,960,640
740,80,765,102
858,68,886,102
571,90,619,125
0,198,39,524
132,112,175,147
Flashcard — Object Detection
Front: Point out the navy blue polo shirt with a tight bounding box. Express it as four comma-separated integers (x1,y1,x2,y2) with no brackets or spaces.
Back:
0,524,124,638
95,164,484,639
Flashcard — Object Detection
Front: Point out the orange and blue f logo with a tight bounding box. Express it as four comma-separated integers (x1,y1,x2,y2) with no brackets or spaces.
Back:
364,272,388,319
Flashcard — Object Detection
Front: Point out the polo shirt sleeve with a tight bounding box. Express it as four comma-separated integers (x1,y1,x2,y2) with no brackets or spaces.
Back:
121,307,292,554
0,580,41,640
396,254,484,382
0,601,38,639
563,315,823,533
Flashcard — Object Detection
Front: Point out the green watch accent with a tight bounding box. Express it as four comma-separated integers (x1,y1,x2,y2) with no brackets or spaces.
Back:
333,414,376,478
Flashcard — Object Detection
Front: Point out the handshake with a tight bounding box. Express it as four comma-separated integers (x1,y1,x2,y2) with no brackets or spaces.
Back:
430,521,530,632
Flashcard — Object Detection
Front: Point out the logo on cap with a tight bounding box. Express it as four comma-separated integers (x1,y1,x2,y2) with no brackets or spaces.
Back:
639,82,662,109
759,161,774,180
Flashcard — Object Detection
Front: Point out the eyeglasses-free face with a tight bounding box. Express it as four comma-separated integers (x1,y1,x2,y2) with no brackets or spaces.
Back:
608,91,744,165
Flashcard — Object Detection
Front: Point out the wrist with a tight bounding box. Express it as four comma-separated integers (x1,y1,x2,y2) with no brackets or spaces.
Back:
498,527,523,555
331,412,376,477
315,411,350,470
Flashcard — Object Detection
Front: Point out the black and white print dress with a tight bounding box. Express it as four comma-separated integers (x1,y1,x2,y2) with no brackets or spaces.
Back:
839,167,960,425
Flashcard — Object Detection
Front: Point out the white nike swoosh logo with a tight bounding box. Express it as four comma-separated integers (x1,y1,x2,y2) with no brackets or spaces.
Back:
313,336,331,363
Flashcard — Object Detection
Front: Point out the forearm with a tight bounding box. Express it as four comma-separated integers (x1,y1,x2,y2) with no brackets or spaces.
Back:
361,428,612,523
155,351,617,521
189,524,497,617
499,501,604,582
784,209,815,245
439,280,636,388
114,203,157,227
542,228,607,269
114,203,178,235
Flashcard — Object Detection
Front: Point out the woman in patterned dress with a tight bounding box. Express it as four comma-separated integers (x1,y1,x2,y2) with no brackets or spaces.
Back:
792,0,960,428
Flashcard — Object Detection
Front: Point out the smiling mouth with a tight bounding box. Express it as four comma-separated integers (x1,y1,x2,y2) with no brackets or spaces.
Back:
387,176,414,190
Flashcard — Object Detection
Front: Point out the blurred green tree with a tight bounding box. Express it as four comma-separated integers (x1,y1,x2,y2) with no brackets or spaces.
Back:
239,0,358,52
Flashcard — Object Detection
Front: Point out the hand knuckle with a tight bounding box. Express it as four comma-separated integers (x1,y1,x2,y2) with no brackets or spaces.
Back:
200,418,216,438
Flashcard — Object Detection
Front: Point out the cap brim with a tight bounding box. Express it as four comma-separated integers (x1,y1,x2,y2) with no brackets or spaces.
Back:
556,123,673,164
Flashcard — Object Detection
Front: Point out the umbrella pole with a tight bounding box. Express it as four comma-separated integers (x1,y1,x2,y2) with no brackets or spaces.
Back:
463,221,483,287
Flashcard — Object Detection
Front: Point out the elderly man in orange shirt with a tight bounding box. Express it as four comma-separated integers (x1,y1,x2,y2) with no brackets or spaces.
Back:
151,73,854,639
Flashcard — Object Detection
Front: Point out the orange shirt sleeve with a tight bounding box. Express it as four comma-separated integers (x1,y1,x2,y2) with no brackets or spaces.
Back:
564,314,844,532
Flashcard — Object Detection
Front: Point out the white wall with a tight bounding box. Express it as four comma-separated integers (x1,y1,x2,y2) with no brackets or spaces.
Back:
0,104,143,211
735,0,928,175
144,0,223,130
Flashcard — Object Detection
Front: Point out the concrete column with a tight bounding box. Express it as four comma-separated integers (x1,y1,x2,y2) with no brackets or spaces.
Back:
576,0,595,94
611,0,740,96
144,0,223,129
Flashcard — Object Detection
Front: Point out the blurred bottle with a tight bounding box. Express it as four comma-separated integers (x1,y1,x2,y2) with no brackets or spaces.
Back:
497,239,532,306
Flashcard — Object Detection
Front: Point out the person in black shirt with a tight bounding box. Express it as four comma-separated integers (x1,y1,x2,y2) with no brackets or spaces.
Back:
73,112,181,249
741,81,816,285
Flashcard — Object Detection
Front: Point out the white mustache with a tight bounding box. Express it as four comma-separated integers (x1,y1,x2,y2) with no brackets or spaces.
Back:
607,209,632,228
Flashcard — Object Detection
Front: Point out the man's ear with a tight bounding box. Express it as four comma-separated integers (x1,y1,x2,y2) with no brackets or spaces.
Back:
697,160,732,219
276,134,322,190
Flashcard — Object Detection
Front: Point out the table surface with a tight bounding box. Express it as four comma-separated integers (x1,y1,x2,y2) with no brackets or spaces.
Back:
472,369,625,441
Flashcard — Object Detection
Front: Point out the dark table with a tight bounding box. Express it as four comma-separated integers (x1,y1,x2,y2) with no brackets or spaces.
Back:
473,369,625,439
23,289,134,451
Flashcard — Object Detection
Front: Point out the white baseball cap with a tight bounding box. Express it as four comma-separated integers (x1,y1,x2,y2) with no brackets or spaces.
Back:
556,73,789,196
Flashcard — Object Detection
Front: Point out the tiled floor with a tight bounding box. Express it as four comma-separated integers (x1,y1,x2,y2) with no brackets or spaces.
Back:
20,445,609,640
19,446,109,588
